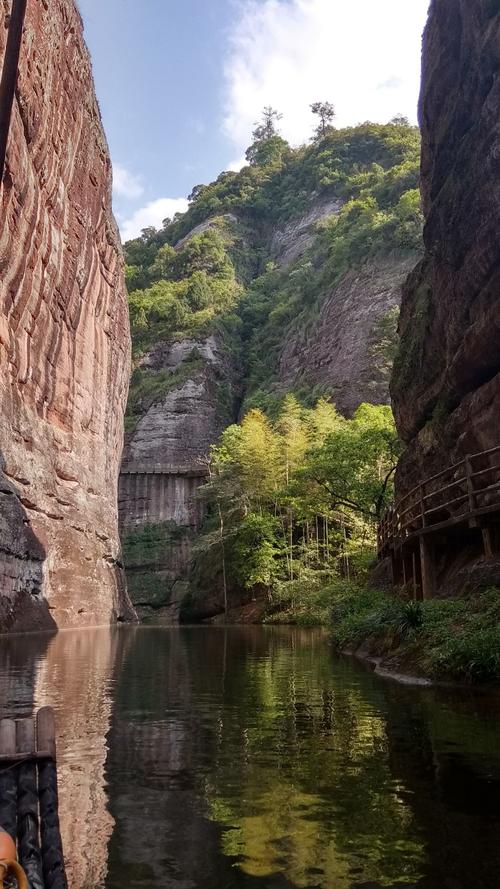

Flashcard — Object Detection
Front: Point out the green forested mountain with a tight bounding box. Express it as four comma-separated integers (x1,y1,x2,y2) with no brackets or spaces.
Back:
121,117,422,621
125,120,421,411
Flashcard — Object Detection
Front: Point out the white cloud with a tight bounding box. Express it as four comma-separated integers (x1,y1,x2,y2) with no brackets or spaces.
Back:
227,156,247,172
223,0,430,157
113,163,144,200
377,76,404,91
120,197,189,242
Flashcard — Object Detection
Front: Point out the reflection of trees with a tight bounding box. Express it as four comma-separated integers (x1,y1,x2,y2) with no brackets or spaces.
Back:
104,627,425,888
201,629,424,888
105,628,301,888
23,623,496,889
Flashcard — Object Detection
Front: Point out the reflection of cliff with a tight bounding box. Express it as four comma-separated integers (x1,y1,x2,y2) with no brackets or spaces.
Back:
105,630,210,887
0,633,51,714
33,629,133,889
105,629,295,889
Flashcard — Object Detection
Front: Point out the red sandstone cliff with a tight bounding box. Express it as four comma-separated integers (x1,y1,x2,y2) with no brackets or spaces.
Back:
0,0,135,630
391,0,500,495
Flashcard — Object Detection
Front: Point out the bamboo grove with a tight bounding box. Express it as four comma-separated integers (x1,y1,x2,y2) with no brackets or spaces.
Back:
194,396,399,619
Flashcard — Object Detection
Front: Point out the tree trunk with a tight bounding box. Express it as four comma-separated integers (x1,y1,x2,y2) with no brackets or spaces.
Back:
218,503,228,619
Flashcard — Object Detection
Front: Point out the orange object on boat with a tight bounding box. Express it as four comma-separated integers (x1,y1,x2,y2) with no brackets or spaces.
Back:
0,827,28,889
0,860,28,889
0,829,16,862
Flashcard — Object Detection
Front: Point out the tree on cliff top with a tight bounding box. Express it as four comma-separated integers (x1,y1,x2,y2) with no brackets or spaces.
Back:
245,106,289,166
311,101,336,139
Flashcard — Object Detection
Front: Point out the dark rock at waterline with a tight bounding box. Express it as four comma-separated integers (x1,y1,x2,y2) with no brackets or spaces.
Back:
392,0,500,486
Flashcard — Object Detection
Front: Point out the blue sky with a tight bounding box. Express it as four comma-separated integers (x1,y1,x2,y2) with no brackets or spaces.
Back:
78,0,430,241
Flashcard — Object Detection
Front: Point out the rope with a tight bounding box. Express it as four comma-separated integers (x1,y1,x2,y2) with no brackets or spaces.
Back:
0,860,29,889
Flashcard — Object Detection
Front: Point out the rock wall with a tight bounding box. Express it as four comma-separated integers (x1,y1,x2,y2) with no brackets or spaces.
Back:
270,197,342,268
278,255,416,415
119,335,238,621
0,0,135,630
119,471,205,529
391,0,500,494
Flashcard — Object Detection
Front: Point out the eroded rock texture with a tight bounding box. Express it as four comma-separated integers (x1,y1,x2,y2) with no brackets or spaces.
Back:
278,256,416,415
0,0,135,630
391,0,500,493
119,335,237,622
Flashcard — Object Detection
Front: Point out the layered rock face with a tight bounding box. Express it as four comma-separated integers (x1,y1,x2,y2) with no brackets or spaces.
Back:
270,197,342,267
392,0,500,495
122,336,231,471
119,335,237,621
278,255,416,415
0,0,135,630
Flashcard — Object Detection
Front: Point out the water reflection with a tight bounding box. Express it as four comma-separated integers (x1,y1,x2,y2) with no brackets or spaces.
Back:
1,626,500,889
0,628,132,889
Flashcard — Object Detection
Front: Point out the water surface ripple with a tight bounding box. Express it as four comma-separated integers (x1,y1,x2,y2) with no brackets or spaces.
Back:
1,625,500,889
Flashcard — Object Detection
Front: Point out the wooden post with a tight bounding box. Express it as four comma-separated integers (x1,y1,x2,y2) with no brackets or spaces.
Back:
465,455,478,526
419,535,435,600
0,0,28,182
36,709,68,889
412,551,418,600
391,553,404,587
0,719,17,838
420,482,426,529
16,718,44,889
390,553,397,585
482,526,494,559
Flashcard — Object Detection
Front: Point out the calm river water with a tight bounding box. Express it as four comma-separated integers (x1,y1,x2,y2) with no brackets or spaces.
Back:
0,626,500,889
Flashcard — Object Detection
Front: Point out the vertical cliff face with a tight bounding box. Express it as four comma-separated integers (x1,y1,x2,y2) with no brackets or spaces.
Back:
276,255,416,415
392,0,500,492
119,334,238,621
0,0,135,630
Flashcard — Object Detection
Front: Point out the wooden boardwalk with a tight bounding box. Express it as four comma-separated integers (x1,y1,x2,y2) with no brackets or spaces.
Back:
0,708,67,888
378,445,500,598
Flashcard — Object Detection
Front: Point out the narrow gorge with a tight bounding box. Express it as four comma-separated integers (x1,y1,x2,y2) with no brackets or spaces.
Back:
120,122,422,621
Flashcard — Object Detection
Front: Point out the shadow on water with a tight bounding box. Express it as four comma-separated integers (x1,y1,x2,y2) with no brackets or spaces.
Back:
2,626,500,888
0,631,52,713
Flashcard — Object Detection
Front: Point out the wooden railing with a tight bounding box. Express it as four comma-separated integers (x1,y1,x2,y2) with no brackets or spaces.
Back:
378,445,500,557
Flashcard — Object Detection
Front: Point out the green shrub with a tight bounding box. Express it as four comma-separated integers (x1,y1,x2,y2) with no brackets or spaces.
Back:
330,586,500,683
